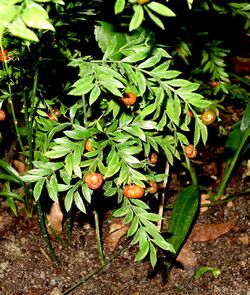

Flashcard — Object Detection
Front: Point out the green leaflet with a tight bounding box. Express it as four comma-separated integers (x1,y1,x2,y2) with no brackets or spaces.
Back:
167,185,199,262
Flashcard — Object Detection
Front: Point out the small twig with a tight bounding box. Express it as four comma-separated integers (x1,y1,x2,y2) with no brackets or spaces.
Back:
157,160,169,231
39,247,52,264
165,187,250,210
94,210,105,266
61,240,131,295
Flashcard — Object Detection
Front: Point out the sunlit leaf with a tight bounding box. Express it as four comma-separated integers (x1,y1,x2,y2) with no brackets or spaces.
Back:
74,191,86,213
89,85,101,105
147,2,176,17
65,188,74,212
114,0,125,14
8,17,39,42
21,1,54,31
46,174,58,202
33,178,45,201
145,7,165,30
129,5,144,31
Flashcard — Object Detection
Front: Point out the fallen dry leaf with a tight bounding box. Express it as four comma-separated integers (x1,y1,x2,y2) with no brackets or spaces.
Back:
227,201,234,207
175,222,236,275
189,222,236,242
46,202,64,236
104,218,129,252
231,56,250,74
176,240,197,274
200,194,211,213
13,159,27,175
238,235,249,246
243,159,250,178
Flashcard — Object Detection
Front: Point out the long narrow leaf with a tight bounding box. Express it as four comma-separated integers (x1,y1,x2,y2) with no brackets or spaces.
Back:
167,185,199,257
0,160,23,184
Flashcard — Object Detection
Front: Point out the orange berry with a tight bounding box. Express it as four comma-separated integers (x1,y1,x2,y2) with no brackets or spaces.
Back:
137,0,150,4
48,108,61,121
123,184,144,199
148,152,158,164
184,144,197,159
0,109,6,121
0,49,9,62
209,80,219,88
201,110,217,125
147,181,158,194
85,173,103,190
120,92,137,106
85,139,93,152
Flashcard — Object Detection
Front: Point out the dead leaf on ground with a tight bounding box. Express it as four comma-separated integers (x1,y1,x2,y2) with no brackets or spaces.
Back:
176,240,197,275
238,235,249,246
200,194,211,213
104,218,129,252
13,159,27,175
174,222,236,275
189,222,236,242
243,159,250,178
46,202,64,236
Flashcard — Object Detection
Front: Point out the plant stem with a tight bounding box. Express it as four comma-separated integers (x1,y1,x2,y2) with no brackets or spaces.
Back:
165,187,250,210
188,162,198,186
21,65,39,216
157,160,169,230
0,45,24,153
216,129,250,199
64,210,73,242
25,65,39,168
182,160,198,185
82,94,88,126
36,199,58,262
93,210,105,266
1,45,34,216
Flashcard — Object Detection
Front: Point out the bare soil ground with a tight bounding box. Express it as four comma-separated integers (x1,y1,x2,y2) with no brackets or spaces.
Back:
0,174,249,295
0,108,249,295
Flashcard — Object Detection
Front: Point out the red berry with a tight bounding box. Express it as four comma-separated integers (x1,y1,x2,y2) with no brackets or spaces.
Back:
85,173,103,190
0,49,9,62
123,184,144,199
85,139,93,152
120,92,137,106
209,81,219,88
148,153,158,164
184,144,197,159
0,109,6,121
201,110,217,125
48,108,61,121
147,181,158,194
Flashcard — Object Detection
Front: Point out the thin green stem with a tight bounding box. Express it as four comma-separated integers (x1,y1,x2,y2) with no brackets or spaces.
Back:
216,129,250,199
93,210,105,266
0,45,25,153
64,210,73,242
157,160,169,230
46,216,64,246
21,64,40,216
165,187,250,210
82,94,88,126
182,161,198,186
26,66,39,168
1,45,33,216
36,199,58,262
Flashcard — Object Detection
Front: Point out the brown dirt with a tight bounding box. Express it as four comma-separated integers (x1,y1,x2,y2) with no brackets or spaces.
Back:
0,177,249,295
0,109,249,295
